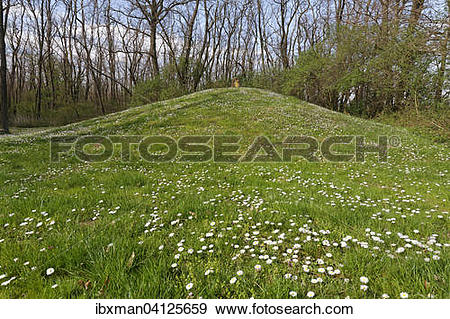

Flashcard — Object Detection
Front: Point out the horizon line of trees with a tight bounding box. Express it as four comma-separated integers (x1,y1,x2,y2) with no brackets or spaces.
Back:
0,0,448,131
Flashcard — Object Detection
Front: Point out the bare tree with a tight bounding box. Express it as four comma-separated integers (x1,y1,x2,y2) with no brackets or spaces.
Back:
0,0,445,125
0,0,10,133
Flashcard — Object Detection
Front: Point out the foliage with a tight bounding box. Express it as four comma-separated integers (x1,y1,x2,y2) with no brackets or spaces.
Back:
130,68,188,108
376,102,450,143
246,25,447,118
129,78,163,107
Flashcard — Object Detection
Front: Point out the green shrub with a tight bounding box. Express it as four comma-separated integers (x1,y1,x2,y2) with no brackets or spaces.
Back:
130,70,187,107
130,78,163,107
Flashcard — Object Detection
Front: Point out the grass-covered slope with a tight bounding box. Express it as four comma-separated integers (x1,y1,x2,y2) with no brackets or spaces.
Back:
0,88,448,298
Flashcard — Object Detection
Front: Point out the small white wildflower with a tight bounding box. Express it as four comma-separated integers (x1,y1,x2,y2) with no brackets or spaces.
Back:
1,280,11,286
205,269,213,276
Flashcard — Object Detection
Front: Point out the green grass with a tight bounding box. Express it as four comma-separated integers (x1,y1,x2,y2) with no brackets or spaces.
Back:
0,88,448,299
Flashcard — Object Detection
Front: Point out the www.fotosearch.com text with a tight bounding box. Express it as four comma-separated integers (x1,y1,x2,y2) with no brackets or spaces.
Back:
50,135,400,163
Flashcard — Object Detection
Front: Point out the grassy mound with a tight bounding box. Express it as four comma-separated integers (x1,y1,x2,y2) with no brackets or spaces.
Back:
0,88,448,298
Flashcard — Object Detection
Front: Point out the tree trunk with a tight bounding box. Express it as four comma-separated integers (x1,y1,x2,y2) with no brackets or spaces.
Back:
0,0,9,133
149,21,159,78
435,0,449,101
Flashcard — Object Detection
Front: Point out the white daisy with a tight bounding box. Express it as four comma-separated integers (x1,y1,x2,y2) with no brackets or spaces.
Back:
205,269,213,276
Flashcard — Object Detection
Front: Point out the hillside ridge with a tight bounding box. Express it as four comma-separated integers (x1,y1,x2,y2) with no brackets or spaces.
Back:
1,88,409,142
